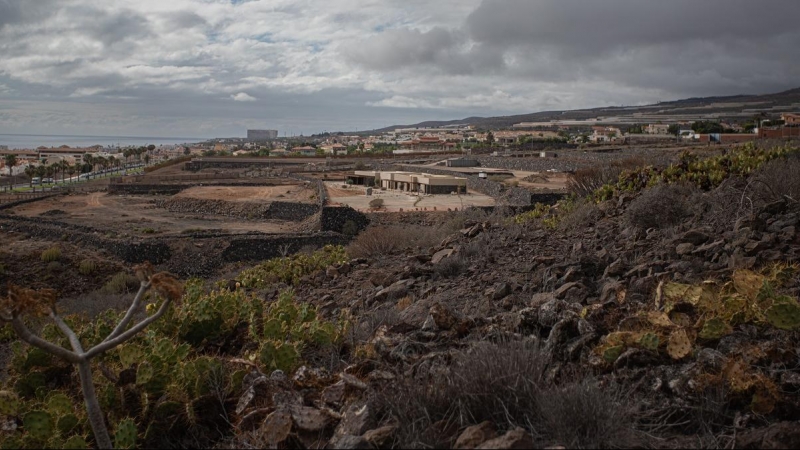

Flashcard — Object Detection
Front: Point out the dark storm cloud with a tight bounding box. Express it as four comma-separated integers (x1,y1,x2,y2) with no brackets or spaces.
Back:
0,0,55,29
466,0,800,55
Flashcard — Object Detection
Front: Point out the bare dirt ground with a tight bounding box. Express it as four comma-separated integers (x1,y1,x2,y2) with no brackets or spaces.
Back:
325,181,495,212
174,185,315,203
9,192,299,236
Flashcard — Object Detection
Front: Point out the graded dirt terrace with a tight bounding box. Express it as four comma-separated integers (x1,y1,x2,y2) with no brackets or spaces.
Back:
8,192,301,236
173,184,316,203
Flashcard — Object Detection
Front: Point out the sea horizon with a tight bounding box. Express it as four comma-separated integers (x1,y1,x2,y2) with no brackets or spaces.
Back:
0,133,208,150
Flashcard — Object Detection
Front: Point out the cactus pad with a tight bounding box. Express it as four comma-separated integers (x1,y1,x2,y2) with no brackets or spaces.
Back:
667,328,692,359
646,312,674,328
732,269,765,301
263,319,283,340
0,390,20,416
23,410,54,441
24,348,52,369
62,435,88,449
602,345,624,364
699,317,732,340
47,393,73,416
56,414,79,435
114,418,138,449
765,297,800,330
136,362,154,384
15,372,46,398
259,341,278,369
638,333,660,351
274,343,300,373
118,345,144,368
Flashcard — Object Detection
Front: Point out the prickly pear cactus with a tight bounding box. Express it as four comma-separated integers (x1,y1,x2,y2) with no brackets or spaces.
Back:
15,372,46,398
114,418,138,449
0,390,20,416
259,341,278,369
699,317,732,340
263,319,283,340
638,333,660,351
62,435,88,449
46,393,73,416
667,328,692,360
765,297,800,330
136,362,154,385
56,414,79,435
602,345,624,364
23,410,54,441
273,343,300,373
118,345,144,368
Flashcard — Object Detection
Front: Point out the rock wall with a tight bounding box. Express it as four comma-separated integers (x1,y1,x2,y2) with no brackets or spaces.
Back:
321,206,370,233
108,184,188,195
221,233,352,262
0,213,171,264
0,193,63,210
154,198,319,221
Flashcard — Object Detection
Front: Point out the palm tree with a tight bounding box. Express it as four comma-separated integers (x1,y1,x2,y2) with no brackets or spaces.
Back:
4,154,17,189
24,165,36,188
67,164,77,183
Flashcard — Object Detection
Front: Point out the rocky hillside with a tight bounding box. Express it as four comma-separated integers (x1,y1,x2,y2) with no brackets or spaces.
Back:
1,143,799,449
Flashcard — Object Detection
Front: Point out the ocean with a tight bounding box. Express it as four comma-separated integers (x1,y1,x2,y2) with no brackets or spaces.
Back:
0,133,205,150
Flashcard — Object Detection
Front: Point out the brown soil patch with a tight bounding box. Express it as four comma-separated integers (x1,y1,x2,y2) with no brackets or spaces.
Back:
174,185,314,203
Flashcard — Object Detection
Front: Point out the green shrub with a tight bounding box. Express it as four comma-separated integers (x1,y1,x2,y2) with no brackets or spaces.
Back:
141,228,156,234
40,247,61,263
369,198,384,210
236,245,348,289
78,260,98,276
102,272,141,294
341,220,359,236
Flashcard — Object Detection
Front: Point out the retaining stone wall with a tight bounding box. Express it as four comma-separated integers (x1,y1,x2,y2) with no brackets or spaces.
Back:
221,233,352,262
0,193,63,210
0,213,171,264
321,206,370,233
108,184,188,195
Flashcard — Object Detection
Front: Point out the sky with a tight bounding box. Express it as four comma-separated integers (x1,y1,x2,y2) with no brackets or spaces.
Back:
1,0,799,138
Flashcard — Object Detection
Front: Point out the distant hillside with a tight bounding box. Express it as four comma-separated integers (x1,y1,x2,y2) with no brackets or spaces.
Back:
364,87,800,133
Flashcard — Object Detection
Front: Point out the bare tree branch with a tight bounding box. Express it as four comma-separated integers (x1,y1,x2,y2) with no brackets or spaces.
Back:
84,295,173,360
104,281,150,343
49,310,85,354
10,315,81,363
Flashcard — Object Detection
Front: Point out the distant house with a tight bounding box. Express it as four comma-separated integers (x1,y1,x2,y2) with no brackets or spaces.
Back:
782,113,800,126
646,124,670,135
396,136,454,153
291,146,317,156
589,126,622,143
322,143,346,155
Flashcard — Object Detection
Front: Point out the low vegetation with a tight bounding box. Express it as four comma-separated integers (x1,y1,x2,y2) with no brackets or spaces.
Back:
39,247,61,263
236,244,348,288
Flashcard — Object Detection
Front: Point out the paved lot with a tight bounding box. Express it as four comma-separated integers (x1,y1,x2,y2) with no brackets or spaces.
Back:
325,182,495,212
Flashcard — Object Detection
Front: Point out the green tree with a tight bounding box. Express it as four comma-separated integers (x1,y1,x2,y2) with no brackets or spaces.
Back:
24,165,36,187
486,131,495,145
667,124,680,136
4,154,17,189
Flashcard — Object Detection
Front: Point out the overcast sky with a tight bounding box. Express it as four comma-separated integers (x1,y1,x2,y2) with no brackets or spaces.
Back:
1,0,799,138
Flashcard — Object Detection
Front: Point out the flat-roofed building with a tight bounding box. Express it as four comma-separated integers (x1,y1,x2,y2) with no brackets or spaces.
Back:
247,129,278,140
379,171,466,194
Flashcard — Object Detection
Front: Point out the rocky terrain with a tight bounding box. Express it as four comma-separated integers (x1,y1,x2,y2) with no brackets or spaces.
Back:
1,143,799,449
